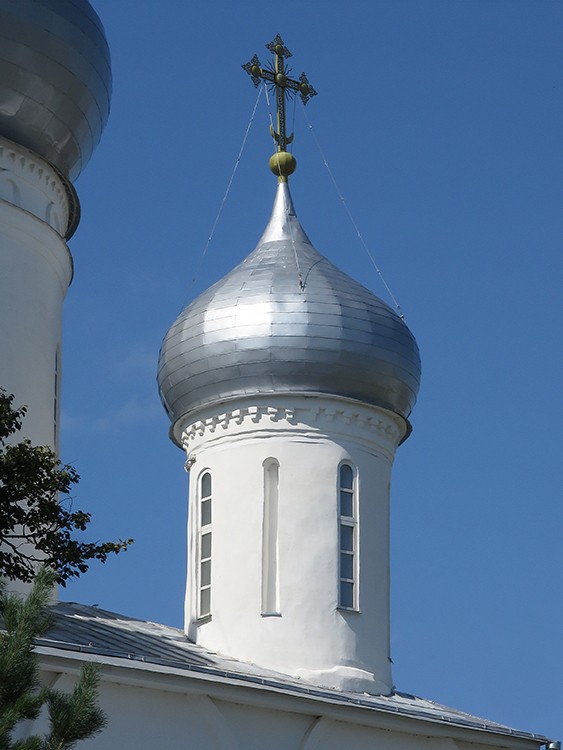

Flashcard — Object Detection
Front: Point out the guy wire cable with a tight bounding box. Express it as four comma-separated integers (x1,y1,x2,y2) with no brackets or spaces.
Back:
180,85,264,310
301,104,405,319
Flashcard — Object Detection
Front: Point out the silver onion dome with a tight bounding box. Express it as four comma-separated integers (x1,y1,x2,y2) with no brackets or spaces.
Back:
0,0,111,181
158,183,421,443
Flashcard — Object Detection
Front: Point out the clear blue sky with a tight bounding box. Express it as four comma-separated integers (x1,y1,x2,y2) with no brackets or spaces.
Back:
60,0,562,741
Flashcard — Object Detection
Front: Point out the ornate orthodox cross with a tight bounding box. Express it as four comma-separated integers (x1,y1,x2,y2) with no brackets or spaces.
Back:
243,34,317,153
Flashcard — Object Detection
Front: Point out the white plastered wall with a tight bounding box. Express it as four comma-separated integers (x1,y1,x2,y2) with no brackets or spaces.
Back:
0,137,72,450
0,138,72,595
28,661,531,750
180,394,407,695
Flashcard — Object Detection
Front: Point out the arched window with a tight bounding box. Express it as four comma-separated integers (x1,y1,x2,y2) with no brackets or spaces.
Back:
338,463,357,610
53,349,59,447
198,471,212,618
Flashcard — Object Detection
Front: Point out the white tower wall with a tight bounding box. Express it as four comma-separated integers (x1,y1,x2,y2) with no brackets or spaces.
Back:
0,137,72,449
180,394,407,695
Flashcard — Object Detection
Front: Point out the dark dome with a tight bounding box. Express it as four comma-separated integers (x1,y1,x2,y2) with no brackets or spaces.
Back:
158,184,421,443
0,0,111,180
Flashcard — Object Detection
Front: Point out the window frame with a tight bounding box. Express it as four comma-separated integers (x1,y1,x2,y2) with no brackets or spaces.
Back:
197,470,213,620
53,347,60,447
338,462,359,612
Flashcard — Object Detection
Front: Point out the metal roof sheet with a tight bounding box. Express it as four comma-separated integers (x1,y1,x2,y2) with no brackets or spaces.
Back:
0,0,111,179
37,600,548,746
158,183,421,445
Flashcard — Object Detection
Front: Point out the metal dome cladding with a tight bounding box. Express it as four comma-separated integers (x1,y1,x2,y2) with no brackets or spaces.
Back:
0,0,111,180
158,183,421,442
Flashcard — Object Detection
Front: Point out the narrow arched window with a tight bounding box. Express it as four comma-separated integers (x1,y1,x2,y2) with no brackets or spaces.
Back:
198,471,212,618
53,348,60,447
338,463,357,610
262,458,280,615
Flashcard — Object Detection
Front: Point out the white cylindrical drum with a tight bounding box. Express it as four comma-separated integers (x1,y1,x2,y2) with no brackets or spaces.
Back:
181,395,406,695
0,138,72,449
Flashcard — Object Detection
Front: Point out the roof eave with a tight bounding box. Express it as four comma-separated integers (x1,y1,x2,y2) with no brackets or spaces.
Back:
36,647,549,750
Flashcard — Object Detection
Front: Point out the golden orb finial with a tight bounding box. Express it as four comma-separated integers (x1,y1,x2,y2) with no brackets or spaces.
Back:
269,150,297,181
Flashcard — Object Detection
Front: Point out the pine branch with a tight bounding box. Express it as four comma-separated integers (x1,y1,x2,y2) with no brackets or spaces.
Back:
0,570,107,749
46,663,106,750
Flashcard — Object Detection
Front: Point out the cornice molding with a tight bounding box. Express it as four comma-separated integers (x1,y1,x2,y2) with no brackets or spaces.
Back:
0,138,69,236
181,400,403,455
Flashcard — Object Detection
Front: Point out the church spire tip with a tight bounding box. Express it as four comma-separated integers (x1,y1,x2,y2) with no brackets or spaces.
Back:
242,34,317,182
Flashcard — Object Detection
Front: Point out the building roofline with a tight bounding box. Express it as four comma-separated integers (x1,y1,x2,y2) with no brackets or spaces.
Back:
36,641,549,750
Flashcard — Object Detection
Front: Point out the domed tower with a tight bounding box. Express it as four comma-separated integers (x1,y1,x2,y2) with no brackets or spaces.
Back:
158,37,420,695
0,0,111,448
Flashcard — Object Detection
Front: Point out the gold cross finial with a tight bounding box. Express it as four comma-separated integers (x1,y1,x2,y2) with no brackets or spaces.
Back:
243,35,317,180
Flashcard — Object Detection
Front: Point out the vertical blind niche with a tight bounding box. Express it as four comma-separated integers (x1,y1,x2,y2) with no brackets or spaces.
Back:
261,458,280,616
